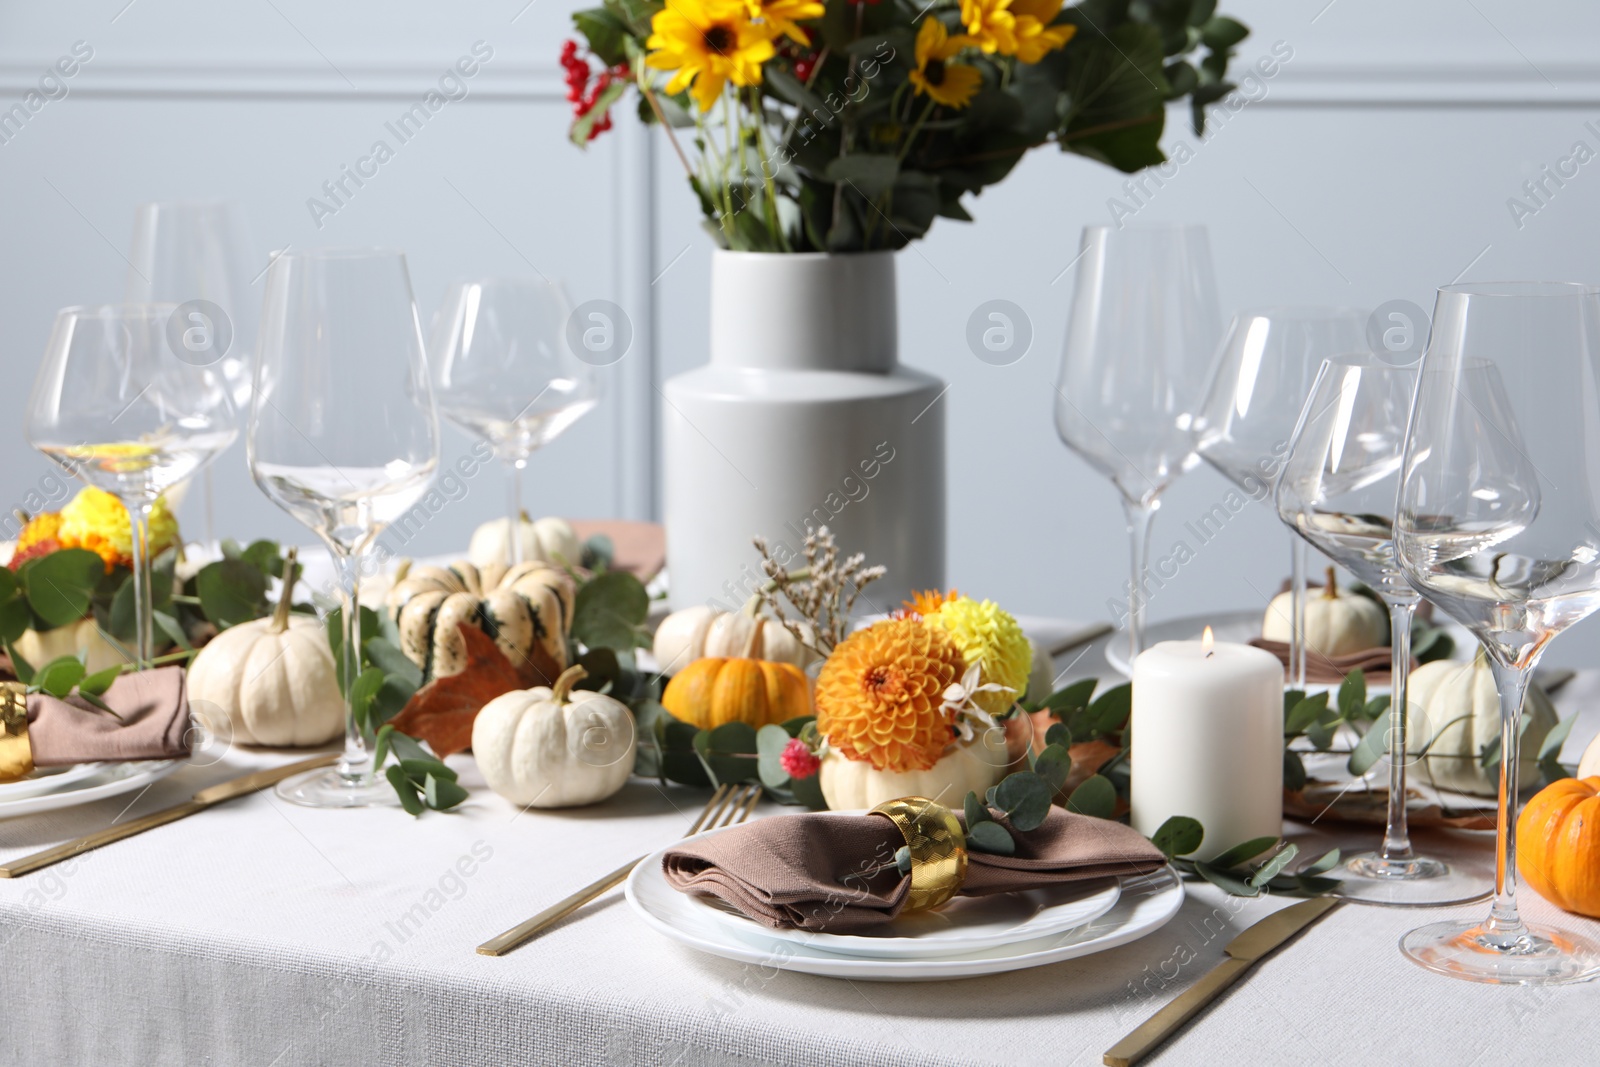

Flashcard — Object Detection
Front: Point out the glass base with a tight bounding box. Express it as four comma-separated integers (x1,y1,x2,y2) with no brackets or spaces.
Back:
1401,919,1600,985
1334,851,1494,907
275,767,396,809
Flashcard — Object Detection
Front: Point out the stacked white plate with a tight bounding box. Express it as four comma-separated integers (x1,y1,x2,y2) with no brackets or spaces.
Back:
625,811,1185,981
0,760,181,819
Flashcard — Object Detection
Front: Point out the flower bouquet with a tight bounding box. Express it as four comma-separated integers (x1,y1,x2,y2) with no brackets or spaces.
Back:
563,0,1250,250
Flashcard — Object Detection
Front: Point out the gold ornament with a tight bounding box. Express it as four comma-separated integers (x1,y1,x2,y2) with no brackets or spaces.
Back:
870,796,968,913
0,682,33,783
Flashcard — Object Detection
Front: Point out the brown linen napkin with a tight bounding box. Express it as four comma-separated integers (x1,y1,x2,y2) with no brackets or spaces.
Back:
26,665,191,766
663,806,1165,933
1249,638,1406,686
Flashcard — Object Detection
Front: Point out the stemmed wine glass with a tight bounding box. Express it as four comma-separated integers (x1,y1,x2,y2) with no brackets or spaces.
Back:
1056,224,1221,664
1198,307,1368,687
430,278,598,565
25,305,239,666
126,201,259,545
1395,282,1600,982
250,250,439,808
1277,354,1491,906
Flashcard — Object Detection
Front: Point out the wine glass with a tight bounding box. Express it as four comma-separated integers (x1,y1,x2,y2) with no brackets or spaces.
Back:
1276,353,1492,906
250,249,439,808
430,278,598,565
1395,282,1600,982
1198,307,1368,688
126,201,259,545
1055,224,1221,664
25,304,239,666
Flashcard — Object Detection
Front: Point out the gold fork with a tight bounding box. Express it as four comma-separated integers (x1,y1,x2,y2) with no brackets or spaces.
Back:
477,781,762,957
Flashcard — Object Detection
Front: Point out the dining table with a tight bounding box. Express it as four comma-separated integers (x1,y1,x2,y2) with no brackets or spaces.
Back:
2,617,1597,1067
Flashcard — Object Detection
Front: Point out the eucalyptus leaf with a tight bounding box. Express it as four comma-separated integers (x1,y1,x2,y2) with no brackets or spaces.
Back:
1044,721,1071,748
1284,748,1307,793
1348,708,1393,777
1337,670,1366,720
756,723,793,789
1208,836,1278,869
364,636,422,691
5,640,35,684
1284,692,1328,737
1086,682,1132,735
386,765,425,816
349,667,386,733
1065,774,1116,819
1247,843,1299,888
966,819,1015,855
1193,860,1260,897
1043,678,1097,715
1301,848,1341,877
373,724,395,771
33,656,85,698
424,773,469,810
78,663,124,697
1150,815,1204,860
388,731,432,765
1033,744,1072,793
19,549,104,629
963,790,991,828
993,771,1053,830
571,570,650,651
401,758,457,783
195,558,269,630
1539,714,1577,760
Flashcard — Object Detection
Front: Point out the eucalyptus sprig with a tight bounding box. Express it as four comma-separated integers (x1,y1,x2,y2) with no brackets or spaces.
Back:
14,653,127,720
1148,817,1342,898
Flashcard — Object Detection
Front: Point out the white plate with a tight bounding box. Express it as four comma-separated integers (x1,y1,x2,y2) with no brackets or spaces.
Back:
627,839,1184,981
0,760,182,820
0,763,104,802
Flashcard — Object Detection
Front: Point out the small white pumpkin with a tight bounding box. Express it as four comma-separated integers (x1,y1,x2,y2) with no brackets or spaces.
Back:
13,617,129,675
1404,650,1559,796
651,602,818,675
818,734,1008,811
472,664,636,808
187,551,343,748
1261,567,1387,657
468,513,582,570
1578,730,1600,779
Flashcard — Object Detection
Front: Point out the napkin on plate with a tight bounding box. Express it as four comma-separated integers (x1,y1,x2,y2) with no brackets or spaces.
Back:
26,665,192,766
1249,638,1400,686
663,806,1165,933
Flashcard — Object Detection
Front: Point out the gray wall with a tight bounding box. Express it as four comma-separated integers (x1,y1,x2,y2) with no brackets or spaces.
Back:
3,1,1599,664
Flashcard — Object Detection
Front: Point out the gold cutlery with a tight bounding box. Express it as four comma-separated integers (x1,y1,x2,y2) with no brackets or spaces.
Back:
478,781,762,957
1103,895,1342,1067
0,753,338,878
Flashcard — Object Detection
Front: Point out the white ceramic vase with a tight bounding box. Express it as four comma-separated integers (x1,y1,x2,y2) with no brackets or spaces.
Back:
662,250,946,612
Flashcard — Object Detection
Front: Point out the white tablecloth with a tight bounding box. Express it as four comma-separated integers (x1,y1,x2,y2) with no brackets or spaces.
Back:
2,621,1598,1067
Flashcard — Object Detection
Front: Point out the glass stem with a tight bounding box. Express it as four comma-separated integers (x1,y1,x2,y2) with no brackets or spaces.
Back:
1482,658,1532,948
127,498,154,669
336,551,370,787
1120,498,1156,663
1378,597,1417,863
1289,536,1308,688
506,456,527,567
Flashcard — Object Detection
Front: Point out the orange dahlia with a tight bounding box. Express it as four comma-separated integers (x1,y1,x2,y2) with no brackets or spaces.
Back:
898,588,959,620
815,618,966,773
9,511,63,571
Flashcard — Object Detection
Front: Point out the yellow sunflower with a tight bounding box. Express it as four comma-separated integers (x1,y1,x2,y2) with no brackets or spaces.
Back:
647,0,778,112
751,0,823,46
1009,0,1075,63
909,18,982,110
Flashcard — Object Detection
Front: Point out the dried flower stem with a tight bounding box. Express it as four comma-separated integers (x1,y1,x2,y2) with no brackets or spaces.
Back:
751,527,886,655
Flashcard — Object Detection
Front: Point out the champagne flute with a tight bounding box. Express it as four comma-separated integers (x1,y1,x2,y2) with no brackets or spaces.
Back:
1055,224,1221,664
1197,307,1368,687
24,304,239,666
250,249,439,809
1277,354,1491,906
1395,282,1600,982
430,278,598,565
126,201,259,545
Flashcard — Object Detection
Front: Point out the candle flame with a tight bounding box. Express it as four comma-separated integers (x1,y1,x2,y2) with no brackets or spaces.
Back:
1202,626,1215,656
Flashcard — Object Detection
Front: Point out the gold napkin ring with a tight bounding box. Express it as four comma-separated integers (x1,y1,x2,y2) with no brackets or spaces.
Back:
0,682,33,783
869,796,968,914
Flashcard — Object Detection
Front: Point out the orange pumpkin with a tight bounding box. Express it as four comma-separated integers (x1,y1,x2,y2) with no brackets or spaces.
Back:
1516,776,1600,918
661,625,810,730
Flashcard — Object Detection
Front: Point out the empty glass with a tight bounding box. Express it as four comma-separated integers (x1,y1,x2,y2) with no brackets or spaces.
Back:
1198,307,1368,687
126,201,259,544
25,304,239,666
1055,224,1221,664
1277,354,1491,906
430,278,598,565
250,249,439,808
1395,282,1600,982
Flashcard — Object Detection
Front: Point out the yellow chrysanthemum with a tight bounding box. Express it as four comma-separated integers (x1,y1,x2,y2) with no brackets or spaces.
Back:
1008,0,1075,62
815,619,966,773
58,487,179,572
647,0,778,112
751,0,823,45
961,0,1074,60
909,18,982,109
920,596,1031,716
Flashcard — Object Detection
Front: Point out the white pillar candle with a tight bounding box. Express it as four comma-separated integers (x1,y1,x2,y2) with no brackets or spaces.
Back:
1129,630,1283,861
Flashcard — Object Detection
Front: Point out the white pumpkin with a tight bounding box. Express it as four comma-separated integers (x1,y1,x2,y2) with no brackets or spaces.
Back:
1403,651,1559,796
387,559,573,681
1578,730,1600,779
186,557,343,747
468,513,582,570
818,734,1008,811
1024,638,1055,703
472,664,635,808
1261,567,1387,657
13,618,129,674
651,603,818,675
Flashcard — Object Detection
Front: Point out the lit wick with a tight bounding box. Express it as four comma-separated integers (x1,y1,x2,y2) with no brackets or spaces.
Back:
1202,625,1215,659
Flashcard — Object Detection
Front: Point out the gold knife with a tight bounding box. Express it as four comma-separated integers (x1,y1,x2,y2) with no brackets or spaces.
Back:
0,753,338,878
1103,895,1342,1067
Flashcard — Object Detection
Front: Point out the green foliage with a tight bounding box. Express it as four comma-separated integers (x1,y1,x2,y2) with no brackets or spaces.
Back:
1165,823,1340,898
571,570,651,651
